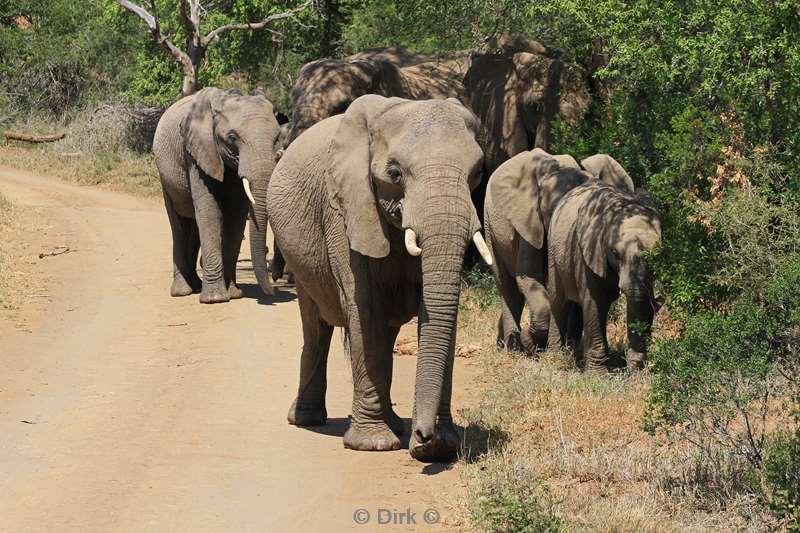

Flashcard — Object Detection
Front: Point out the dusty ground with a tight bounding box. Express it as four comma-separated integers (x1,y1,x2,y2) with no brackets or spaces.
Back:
0,167,482,532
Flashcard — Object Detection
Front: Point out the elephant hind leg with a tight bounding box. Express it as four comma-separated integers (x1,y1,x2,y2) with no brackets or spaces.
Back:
163,192,201,297
288,287,333,426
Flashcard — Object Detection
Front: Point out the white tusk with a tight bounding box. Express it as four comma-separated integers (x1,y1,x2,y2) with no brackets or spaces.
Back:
405,228,422,256
473,231,493,266
242,178,256,207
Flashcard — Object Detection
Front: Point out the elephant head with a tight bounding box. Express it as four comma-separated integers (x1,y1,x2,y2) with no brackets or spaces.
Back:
463,35,591,170
577,184,662,368
181,87,281,296
489,148,593,248
327,95,486,460
286,58,402,147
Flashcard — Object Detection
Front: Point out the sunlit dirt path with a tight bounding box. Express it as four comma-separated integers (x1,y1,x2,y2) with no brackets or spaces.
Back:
0,168,481,532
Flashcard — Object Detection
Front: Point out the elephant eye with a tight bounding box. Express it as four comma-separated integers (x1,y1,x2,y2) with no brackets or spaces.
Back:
386,166,402,184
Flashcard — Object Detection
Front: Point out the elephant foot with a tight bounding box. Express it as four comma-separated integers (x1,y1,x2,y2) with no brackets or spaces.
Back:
626,350,646,371
584,361,611,374
409,420,460,462
170,275,201,297
228,282,243,300
386,408,405,436
199,286,230,304
343,420,401,452
287,398,327,426
499,332,525,354
522,329,548,355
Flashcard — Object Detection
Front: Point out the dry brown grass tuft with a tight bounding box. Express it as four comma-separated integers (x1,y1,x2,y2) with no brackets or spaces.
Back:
453,279,779,531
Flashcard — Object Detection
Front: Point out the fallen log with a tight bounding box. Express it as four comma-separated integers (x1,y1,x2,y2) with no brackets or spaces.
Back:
4,131,66,143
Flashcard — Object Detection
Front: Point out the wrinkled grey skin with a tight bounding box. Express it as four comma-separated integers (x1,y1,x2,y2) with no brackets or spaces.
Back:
154,87,281,303
268,95,484,461
485,151,634,353
286,48,468,147
547,181,662,371
463,35,591,174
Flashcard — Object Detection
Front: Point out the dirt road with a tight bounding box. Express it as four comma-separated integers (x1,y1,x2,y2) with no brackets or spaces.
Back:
0,168,480,532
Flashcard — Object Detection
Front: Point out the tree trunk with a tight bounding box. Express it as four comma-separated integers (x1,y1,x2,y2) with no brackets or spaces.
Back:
181,39,206,97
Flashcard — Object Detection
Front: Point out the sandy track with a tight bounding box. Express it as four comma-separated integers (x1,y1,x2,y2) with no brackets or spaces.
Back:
0,169,480,532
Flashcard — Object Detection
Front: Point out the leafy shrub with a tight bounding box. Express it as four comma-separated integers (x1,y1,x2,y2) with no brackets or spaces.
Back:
461,267,500,311
645,254,800,471
764,429,800,528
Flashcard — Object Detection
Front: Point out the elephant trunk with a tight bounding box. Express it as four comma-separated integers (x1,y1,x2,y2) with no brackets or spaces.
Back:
411,179,472,454
625,288,656,370
245,159,275,297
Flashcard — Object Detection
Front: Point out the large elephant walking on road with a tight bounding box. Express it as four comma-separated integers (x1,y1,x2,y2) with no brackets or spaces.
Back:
268,95,491,461
154,87,282,303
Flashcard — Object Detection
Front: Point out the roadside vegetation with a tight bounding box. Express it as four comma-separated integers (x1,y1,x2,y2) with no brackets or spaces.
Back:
2,1,799,530
0,192,14,308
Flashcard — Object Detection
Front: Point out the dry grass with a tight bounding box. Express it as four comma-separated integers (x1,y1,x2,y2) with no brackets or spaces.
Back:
1,106,160,197
0,192,13,306
453,277,781,532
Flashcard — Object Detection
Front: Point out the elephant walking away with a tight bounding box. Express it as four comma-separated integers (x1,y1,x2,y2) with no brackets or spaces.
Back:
153,87,282,303
268,95,492,461
547,181,662,371
485,150,636,354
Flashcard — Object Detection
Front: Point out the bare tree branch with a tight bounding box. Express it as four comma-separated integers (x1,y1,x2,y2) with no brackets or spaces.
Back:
117,0,193,72
203,0,312,45
178,0,197,38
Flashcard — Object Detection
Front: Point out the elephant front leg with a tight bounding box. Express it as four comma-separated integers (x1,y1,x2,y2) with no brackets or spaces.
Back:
580,286,612,372
343,318,401,452
222,196,249,300
288,288,332,426
190,167,229,304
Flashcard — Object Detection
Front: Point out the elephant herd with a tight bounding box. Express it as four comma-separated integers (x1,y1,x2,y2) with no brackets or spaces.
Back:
151,35,662,462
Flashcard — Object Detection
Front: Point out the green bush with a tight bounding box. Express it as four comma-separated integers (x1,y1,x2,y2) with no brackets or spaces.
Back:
764,429,800,528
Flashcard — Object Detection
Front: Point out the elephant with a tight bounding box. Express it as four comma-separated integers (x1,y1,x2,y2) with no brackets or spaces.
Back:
463,34,591,175
153,87,281,303
546,181,662,371
285,48,468,147
485,151,636,354
267,95,492,461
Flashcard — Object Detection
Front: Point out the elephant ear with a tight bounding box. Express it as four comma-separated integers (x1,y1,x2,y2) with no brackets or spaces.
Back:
489,148,559,248
575,184,620,278
552,153,580,169
326,94,405,258
581,154,635,193
370,59,405,96
181,87,225,182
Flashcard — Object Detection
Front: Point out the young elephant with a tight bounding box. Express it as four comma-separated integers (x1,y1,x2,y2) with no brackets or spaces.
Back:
547,182,662,371
154,88,281,303
485,150,634,353
268,95,490,462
